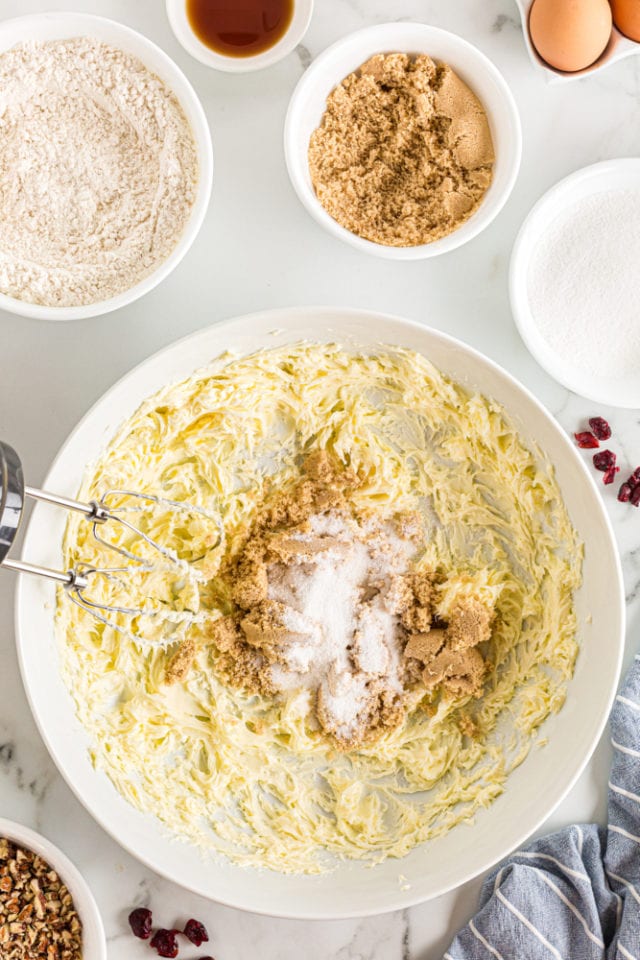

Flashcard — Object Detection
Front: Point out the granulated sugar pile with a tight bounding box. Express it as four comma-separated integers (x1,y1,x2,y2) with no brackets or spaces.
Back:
527,188,640,380
0,38,198,307
267,510,415,743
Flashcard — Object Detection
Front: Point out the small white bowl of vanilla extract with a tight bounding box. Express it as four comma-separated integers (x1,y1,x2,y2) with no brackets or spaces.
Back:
166,0,314,72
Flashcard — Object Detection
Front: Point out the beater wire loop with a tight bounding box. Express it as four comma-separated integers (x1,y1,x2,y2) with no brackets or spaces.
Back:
0,440,225,649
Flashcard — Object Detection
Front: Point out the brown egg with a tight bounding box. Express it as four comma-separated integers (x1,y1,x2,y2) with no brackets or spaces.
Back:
529,0,612,72
611,0,640,42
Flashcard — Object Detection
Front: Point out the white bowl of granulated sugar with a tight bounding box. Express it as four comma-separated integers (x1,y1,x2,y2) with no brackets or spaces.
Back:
0,13,213,322
510,159,640,408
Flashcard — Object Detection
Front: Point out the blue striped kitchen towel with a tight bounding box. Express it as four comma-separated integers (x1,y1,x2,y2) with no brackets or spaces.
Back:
445,653,640,960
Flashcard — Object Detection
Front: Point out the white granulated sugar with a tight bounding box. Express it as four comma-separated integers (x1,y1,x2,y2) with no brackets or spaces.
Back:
527,189,640,380
267,511,415,739
0,39,198,307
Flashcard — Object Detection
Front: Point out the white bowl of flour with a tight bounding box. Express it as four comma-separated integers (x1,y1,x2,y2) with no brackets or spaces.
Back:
510,159,640,408
0,13,213,321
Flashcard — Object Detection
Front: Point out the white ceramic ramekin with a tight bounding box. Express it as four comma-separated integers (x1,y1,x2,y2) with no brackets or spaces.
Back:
510,158,640,408
284,22,522,260
0,818,107,959
166,0,313,72
0,13,213,322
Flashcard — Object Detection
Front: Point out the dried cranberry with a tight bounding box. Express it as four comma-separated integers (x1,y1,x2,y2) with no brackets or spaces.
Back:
150,929,180,958
128,908,153,940
632,486,640,507
588,417,611,441
603,465,620,485
593,450,616,471
184,919,209,946
574,431,599,449
618,483,633,503
630,467,640,487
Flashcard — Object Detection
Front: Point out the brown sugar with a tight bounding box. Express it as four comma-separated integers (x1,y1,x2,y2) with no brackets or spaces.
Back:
308,53,495,248
165,637,197,683
400,571,435,632
422,647,485,697
404,628,446,663
231,539,269,608
448,599,494,650
209,616,240,652
208,616,274,693
404,597,494,699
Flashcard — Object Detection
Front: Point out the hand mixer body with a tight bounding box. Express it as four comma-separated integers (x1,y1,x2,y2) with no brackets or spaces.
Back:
0,440,98,588
0,441,24,565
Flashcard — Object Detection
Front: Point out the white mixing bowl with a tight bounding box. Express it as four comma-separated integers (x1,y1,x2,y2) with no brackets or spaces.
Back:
285,23,522,259
0,13,213,322
15,307,623,918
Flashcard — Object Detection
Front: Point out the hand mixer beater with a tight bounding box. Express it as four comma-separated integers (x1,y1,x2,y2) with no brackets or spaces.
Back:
0,441,224,644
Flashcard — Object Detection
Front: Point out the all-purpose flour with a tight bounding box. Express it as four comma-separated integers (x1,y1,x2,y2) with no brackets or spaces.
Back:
527,189,640,380
0,38,198,307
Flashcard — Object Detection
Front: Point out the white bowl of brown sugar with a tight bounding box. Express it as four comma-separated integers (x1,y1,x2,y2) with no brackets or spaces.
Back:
285,22,522,259
0,817,106,960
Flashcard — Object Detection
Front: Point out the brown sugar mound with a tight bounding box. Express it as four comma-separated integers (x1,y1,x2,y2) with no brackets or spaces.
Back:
447,599,493,650
165,637,197,684
308,53,495,248
403,597,495,698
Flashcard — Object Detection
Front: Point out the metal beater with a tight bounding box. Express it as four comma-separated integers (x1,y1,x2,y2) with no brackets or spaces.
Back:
0,440,223,642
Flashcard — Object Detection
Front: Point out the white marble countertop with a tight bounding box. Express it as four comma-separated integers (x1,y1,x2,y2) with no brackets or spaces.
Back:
1,0,639,957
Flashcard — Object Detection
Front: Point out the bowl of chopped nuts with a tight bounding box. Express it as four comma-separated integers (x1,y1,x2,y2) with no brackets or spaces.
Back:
0,818,106,960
